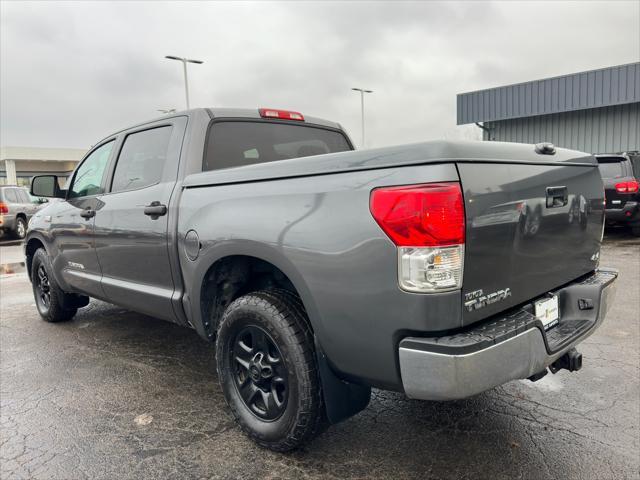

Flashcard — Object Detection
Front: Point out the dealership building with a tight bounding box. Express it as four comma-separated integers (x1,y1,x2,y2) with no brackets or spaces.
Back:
0,146,86,187
457,62,640,154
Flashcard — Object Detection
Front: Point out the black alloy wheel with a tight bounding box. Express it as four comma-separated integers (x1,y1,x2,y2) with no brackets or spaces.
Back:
232,325,288,421
35,264,51,310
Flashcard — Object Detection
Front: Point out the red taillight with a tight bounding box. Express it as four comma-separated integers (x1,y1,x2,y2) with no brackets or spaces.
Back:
370,182,465,247
0,202,8,214
258,108,304,121
615,180,639,193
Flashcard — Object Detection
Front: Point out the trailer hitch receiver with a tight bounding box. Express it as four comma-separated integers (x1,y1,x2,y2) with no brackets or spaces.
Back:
549,348,582,374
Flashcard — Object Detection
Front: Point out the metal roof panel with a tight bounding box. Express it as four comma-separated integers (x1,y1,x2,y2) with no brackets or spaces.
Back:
457,62,640,124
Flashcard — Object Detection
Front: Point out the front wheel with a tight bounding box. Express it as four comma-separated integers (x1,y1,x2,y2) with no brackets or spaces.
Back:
215,290,325,452
31,248,78,322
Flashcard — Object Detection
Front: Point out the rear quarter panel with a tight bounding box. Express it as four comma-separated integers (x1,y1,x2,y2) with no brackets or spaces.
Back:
178,163,460,390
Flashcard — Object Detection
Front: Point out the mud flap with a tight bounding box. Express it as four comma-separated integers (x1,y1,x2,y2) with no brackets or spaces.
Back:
315,339,371,424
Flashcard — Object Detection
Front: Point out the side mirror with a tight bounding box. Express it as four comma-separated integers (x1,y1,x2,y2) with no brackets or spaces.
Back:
31,175,65,198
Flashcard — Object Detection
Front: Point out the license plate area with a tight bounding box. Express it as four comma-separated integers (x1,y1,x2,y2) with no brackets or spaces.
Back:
535,294,560,330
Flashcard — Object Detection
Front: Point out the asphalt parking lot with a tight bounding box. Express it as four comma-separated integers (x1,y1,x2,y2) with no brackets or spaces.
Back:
1,231,638,480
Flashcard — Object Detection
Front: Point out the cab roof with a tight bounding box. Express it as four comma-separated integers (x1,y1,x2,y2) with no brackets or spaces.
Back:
104,107,345,142
206,108,343,130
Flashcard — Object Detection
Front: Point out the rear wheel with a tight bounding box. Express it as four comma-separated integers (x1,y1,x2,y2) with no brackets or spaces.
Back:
14,217,27,240
631,225,640,237
31,248,78,322
215,290,325,452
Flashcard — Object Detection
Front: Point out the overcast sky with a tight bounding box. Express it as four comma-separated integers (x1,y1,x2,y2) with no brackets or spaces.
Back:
1,0,638,150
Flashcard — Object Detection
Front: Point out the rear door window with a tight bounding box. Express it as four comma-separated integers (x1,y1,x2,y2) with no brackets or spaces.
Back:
16,189,31,203
111,126,173,192
204,121,351,171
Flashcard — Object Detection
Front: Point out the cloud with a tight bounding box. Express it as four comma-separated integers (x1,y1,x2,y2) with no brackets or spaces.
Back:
1,1,638,149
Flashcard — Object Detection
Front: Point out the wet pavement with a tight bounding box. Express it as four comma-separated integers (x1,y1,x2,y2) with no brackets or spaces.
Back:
1,232,638,479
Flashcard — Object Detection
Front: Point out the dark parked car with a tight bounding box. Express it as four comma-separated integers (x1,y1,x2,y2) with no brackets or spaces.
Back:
0,185,45,239
25,108,617,451
596,154,640,235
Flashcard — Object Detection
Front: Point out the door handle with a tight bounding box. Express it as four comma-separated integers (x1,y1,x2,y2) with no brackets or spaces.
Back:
144,201,167,219
545,186,568,208
80,208,96,219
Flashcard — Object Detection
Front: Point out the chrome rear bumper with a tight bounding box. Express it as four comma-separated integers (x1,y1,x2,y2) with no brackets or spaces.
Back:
399,268,618,401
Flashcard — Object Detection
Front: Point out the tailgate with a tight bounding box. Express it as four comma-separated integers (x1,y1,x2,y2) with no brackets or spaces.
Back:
459,161,604,326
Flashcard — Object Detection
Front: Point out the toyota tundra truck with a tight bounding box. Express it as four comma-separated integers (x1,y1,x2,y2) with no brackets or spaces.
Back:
25,108,617,451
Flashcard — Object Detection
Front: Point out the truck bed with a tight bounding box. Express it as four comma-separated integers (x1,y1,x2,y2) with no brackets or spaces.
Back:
182,140,596,188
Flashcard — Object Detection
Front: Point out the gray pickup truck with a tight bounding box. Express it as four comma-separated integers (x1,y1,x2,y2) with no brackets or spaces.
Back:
26,108,617,451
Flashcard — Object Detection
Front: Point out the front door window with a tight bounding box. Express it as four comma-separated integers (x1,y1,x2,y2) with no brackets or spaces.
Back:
68,141,114,198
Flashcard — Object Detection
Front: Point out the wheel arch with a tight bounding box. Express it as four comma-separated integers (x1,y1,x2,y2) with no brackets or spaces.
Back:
25,234,48,282
191,244,320,343
194,248,371,425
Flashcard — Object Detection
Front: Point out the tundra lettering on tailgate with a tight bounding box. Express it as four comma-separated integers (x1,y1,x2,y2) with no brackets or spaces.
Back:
464,288,512,312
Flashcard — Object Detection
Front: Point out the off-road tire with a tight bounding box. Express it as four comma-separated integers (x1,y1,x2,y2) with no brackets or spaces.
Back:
215,289,325,452
31,248,78,322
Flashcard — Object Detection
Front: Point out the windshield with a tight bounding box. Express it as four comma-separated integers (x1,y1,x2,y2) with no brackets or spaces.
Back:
204,121,352,172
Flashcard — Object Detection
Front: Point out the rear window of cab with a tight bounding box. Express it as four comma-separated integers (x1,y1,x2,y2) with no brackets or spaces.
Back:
203,121,351,172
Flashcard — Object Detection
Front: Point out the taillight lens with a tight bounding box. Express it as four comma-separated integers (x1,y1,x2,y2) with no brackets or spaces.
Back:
370,183,465,246
615,180,639,193
0,202,8,214
370,182,465,293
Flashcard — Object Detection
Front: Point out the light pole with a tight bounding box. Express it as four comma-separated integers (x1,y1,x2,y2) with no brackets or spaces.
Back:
165,55,204,109
351,87,373,148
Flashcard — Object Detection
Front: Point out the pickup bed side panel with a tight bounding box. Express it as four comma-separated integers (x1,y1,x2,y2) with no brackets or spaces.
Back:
178,163,460,390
